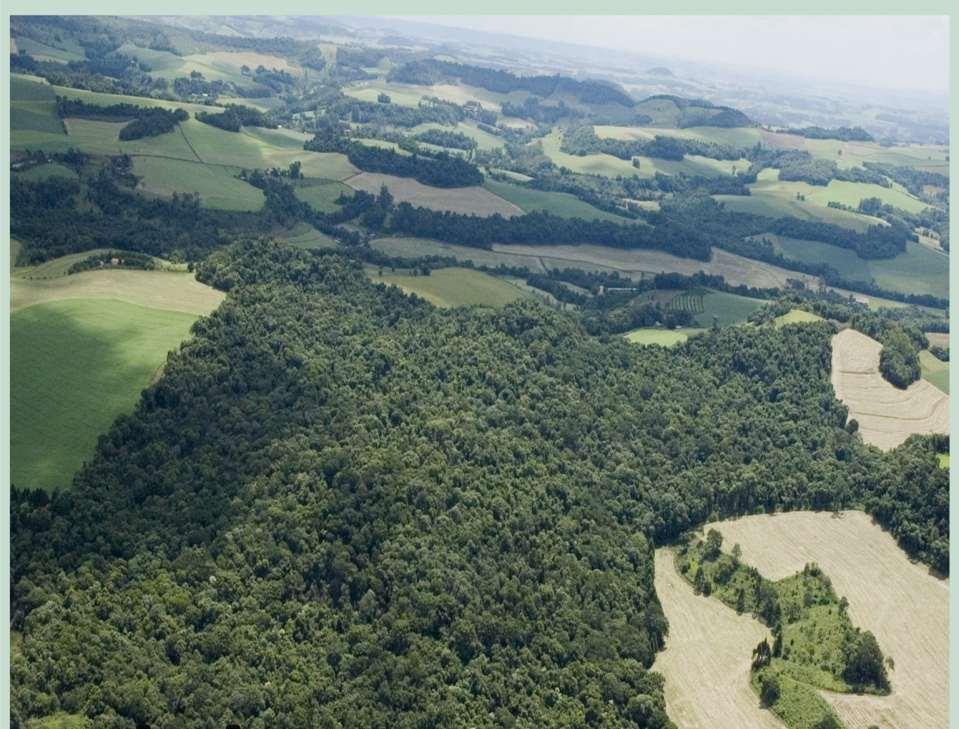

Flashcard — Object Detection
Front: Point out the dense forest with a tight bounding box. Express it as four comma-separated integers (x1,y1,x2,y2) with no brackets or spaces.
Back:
10,242,948,727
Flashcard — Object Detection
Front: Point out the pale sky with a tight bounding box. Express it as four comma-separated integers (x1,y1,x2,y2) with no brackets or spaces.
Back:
413,16,949,95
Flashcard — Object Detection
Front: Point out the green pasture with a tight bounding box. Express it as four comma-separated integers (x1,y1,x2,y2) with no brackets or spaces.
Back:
624,327,706,346
774,309,824,327
919,350,949,394
14,162,78,182
132,156,265,211
766,235,947,299
484,179,635,223
695,290,766,327
293,180,352,213
11,299,202,491
368,266,534,307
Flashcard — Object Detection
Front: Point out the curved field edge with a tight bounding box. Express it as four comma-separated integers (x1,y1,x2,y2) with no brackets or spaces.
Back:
11,299,203,491
703,511,948,729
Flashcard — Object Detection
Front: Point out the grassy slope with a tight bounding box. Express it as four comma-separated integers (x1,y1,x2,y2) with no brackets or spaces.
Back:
484,179,635,223
132,156,265,211
774,309,824,327
767,235,948,299
919,350,949,394
694,291,766,327
293,180,352,213
623,328,706,346
368,267,534,307
11,299,200,491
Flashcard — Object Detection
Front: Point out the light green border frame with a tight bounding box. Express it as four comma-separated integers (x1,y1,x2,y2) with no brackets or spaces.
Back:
1,6,955,727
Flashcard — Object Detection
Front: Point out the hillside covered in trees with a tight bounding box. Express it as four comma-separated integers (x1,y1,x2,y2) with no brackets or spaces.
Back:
10,242,947,727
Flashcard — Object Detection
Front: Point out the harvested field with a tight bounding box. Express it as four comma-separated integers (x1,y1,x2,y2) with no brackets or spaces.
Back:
493,244,818,289
925,332,950,348
705,511,948,729
346,172,522,217
652,549,784,729
831,328,949,450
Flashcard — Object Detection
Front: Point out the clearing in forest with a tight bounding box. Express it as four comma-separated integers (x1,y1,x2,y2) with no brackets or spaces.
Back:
367,266,533,308
831,328,949,450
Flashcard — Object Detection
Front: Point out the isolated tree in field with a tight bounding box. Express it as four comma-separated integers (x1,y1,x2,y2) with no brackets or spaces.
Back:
704,529,723,560
288,161,301,179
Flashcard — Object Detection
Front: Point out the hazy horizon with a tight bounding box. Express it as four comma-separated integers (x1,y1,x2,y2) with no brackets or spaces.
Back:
407,16,949,97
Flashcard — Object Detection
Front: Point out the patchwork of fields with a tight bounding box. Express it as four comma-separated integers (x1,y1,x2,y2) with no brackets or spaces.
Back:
831,328,949,450
765,235,948,300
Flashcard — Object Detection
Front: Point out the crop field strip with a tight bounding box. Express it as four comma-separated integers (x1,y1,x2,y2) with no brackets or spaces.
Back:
831,328,949,450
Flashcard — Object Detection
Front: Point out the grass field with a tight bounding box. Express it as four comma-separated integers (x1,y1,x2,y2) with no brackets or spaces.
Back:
343,80,527,114
831,328,949,450
765,235,948,299
652,548,784,729
132,156,265,211
275,222,338,250
14,162,78,182
368,266,533,307
293,179,352,213
347,172,522,217
118,44,297,87
716,172,889,233
774,309,824,327
12,268,224,314
484,179,636,223
11,258,224,491
410,121,505,151
12,299,201,490
624,328,706,346
919,350,949,394
13,249,185,279
594,124,948,176
708,511,948,729
694,291,765,327
11,80,356,181
539,130,641,177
